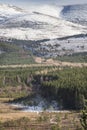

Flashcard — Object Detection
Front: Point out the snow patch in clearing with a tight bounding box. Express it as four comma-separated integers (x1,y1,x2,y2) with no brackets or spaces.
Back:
11,94,59,112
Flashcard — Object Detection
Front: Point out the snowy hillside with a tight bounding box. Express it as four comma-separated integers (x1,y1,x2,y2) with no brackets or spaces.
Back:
0,4,87,41
61,4,87,26
0,3,87,57
0,4,24,24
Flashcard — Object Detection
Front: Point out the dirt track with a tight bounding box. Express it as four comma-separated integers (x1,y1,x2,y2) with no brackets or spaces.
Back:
0,57,87,68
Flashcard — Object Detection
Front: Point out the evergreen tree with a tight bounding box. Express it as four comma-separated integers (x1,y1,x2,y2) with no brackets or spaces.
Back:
80,107,87,130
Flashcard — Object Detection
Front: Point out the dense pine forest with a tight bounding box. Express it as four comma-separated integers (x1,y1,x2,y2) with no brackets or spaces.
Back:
40,67,87,110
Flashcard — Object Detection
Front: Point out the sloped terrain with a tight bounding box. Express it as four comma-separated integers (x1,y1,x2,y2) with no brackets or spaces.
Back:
0,4,86,41
61,4,87,26
0,42,35,65
0,4,87,58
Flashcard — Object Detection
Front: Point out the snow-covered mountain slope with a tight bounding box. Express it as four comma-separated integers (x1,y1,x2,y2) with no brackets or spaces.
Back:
60,4,87,26
0,4,87,41
0,4,25,23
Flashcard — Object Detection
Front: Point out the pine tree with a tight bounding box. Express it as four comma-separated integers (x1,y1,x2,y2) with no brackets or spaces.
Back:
80,107,87,130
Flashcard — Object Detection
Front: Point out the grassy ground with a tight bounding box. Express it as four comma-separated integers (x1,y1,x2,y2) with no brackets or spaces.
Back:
0,42,35,65
0,98,82,130
54,52,87,63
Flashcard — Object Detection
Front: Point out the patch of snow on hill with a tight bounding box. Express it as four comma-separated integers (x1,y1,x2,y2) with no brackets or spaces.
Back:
28,5,63,18
0,4,23,15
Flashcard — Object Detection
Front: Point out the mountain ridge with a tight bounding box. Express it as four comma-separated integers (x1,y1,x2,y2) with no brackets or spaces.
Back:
0,3,86,41
61,4,87,25
0,3,87,58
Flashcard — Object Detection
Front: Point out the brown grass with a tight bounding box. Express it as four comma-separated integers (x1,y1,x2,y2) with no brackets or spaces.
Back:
0,98,82,130
0,57,87,69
